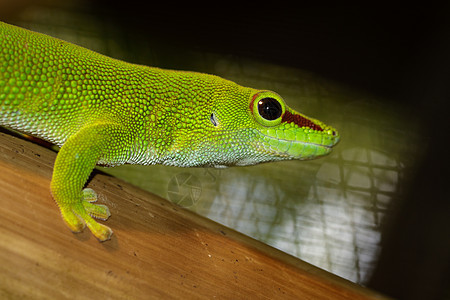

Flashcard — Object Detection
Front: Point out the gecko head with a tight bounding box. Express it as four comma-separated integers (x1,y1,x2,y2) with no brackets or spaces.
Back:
170,85,339,168
233,90,340,165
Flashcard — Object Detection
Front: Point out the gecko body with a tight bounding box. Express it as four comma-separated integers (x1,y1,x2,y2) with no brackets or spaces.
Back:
0,22,339,241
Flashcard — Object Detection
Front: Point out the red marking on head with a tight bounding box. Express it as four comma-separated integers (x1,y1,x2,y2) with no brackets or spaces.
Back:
281,111,323,131
249,93,259,111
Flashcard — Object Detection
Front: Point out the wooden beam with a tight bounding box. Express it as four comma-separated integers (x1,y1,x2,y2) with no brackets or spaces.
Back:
0,132,387,299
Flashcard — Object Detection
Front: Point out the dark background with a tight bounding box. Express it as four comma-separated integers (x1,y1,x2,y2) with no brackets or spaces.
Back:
2,2,450,299
93,2,449,104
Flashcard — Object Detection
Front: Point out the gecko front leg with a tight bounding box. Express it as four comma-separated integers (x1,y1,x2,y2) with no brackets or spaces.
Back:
50,122,128,241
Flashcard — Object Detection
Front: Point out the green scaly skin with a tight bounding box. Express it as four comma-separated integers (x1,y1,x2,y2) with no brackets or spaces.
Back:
0,21,340,241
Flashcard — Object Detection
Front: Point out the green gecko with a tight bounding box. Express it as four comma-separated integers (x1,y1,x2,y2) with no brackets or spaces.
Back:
0,21,340,241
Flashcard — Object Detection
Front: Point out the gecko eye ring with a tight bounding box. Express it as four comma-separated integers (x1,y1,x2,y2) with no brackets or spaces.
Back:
251,91,286,127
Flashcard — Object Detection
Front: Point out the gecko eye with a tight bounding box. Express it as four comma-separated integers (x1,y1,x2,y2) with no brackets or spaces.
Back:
258,98,282,121
251,91,286,127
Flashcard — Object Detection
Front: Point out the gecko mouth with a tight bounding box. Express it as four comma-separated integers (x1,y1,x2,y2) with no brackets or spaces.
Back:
263,131,340,148
257,132,340,160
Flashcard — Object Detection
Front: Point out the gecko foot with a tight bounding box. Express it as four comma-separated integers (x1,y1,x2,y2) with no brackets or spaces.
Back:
58,188,113,242
82,188,111,220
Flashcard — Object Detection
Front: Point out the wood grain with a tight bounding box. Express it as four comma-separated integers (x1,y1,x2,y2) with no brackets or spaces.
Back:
0,132,387,299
